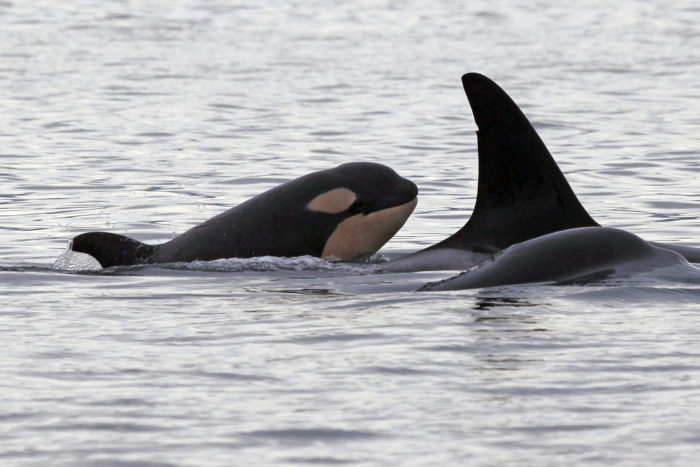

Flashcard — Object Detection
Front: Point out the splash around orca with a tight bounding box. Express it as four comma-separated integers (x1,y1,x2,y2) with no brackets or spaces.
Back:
69,162,418,268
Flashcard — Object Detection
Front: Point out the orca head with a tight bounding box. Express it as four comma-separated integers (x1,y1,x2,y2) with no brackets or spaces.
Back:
304,162,418,259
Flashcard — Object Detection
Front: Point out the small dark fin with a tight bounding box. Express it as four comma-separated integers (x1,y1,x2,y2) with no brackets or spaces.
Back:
429,72,598,251
70,232,157,268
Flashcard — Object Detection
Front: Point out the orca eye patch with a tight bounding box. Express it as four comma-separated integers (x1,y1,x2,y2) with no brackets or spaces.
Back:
307,188,357,214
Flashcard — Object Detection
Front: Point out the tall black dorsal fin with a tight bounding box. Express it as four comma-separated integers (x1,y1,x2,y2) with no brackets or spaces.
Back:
70,232,158,268
429,72,598,251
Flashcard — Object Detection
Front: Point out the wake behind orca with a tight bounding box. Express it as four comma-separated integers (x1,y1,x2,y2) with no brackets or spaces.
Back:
68,162,418,268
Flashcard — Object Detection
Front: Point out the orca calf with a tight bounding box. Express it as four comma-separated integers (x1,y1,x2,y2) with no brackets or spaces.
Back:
420,227,698,291
69,162,418,268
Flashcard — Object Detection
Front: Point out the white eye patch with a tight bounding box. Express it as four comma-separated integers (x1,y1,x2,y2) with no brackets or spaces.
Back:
306,188,357,214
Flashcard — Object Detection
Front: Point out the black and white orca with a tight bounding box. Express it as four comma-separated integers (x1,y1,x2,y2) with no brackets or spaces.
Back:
69,162,418,268
389,72,698,289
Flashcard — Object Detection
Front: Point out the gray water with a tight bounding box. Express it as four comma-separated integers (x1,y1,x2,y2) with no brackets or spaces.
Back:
2,1,700,465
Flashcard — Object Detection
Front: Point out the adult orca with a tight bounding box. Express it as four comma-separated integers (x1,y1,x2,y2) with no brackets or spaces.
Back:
69,162,418,268
381,72,700,272
380,72,600,272
420,227,699,291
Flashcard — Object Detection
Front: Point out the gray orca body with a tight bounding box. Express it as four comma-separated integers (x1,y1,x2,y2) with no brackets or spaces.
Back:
420,227,696,291
70,162,418,268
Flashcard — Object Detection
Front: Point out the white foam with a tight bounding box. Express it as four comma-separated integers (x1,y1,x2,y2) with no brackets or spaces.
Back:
51,246,102,271
163,255,377,273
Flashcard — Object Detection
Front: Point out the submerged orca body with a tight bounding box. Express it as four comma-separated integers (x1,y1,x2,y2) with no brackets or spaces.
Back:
420,227,696,291
70,163,418,268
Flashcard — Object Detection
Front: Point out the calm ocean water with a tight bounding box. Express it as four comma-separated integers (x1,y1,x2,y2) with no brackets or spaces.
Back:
2,1,700,465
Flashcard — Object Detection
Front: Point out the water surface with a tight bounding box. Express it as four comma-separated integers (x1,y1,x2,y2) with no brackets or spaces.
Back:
2,1,700,465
